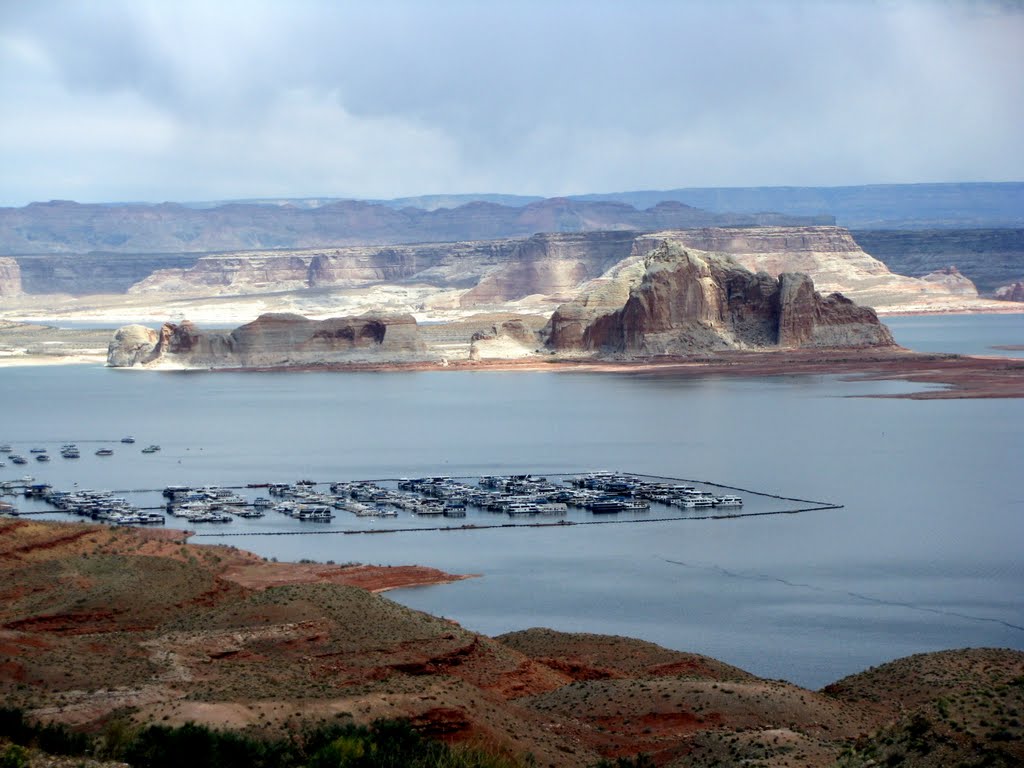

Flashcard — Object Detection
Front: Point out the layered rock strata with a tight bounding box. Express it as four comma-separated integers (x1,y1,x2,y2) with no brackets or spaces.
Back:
127,232,638,306
107,313,427,368
122,227,991,316
546,242,895,356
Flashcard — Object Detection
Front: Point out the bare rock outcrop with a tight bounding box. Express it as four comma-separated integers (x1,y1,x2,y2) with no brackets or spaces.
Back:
547,242,894,356
107,313,428,368
106,324,160,367
468,319,541,361
0,256,22,296
919,266,978,297
994,281,1024,302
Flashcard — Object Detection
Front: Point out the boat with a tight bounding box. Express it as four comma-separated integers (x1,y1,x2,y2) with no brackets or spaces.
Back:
61,448,80,459
714,495,743,507
0,445,12,453
35,454,50,462
589,496,629,513
29,447,47,454
677,496,714,508
10,455,27,465
121,436,135,444
141,445,160,453
95,448,114,456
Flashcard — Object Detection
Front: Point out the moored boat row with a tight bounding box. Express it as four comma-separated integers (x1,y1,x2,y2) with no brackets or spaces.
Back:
4,470,748,531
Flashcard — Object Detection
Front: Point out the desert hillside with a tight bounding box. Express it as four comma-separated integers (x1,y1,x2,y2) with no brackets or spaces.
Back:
1,518,1021,767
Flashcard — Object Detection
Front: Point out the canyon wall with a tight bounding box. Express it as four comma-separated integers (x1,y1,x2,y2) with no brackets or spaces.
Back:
127,232,638,305
14,252,199,295
9,227,1006,320
851,229,1024,296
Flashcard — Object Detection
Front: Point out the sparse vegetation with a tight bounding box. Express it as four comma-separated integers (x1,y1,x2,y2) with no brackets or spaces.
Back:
0,710,527,768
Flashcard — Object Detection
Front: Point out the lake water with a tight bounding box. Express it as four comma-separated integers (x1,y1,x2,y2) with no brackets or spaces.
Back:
885,312,1024,358
0,314,1021,689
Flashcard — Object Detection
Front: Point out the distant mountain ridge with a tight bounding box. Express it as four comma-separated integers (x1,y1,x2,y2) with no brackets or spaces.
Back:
172,182,1024,229
0,197,829,255
573,182,1024,229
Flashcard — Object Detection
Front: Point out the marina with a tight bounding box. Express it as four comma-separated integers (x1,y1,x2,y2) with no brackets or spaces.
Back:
1,459,841,535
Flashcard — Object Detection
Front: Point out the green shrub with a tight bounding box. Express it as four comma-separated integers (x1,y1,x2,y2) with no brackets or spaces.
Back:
0,744,29,768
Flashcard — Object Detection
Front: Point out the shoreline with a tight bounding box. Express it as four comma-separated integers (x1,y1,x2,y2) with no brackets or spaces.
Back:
195,347,1024,400
0,518,475,594
2,346,1022,399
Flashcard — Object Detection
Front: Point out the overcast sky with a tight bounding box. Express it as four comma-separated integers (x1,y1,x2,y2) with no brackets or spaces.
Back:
1,0,1022,206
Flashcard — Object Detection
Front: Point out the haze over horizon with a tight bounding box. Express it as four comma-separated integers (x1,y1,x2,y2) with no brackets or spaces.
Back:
2,0,1022,208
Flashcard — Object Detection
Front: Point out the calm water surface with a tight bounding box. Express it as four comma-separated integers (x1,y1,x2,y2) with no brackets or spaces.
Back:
0,315,1021,688
886,312,1024,358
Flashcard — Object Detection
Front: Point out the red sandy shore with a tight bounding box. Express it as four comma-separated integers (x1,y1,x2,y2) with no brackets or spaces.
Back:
225,347,1024,400
113,525,476,593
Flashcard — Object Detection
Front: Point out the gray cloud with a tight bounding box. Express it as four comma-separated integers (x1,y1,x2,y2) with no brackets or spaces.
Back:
1,0,1021,205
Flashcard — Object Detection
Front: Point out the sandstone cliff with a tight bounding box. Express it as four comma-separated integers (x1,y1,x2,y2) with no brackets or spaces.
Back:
0,256,22,297
107,313,428,368
640,227,986,311
126,232,638,305
458,231,637,307
546,242,895,356
128,240,522,296
11,226,1003,320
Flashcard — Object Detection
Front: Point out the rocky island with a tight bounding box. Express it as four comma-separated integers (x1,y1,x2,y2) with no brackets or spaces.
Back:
108,312,427,368
546,243,894,355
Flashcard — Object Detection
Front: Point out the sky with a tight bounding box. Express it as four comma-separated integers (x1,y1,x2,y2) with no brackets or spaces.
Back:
1,0,1022,206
